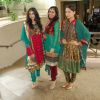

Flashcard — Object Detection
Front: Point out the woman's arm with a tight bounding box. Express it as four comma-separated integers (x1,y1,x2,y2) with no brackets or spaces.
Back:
50,21,60,51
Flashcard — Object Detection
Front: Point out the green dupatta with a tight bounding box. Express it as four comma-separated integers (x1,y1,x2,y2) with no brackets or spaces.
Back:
75,19,91,68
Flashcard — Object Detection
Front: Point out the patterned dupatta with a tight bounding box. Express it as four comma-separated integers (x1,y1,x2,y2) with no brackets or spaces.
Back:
61,19,80,62
61,19,88,65
61,19,77,41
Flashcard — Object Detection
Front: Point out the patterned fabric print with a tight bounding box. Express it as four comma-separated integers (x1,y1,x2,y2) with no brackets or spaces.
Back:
59,20,80,73
62,21,77,41
63,21,80,62
29,24,40,36
63,44,80,62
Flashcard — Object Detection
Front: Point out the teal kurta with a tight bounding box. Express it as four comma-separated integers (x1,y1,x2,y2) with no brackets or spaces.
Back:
43,21,61,54
43,21,61,70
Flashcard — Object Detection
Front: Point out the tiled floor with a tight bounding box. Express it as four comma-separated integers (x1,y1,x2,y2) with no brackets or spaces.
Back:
0,50,100,100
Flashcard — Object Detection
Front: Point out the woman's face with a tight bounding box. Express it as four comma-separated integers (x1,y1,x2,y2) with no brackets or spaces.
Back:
29,11,35,20
65,8,75,19
48,8,56,19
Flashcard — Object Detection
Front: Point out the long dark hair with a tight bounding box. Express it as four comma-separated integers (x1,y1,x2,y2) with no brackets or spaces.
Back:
26,7,42,31
48,6,59,26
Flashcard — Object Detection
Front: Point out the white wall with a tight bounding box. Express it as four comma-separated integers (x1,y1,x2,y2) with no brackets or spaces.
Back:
10,0,55,16
0,0,56,17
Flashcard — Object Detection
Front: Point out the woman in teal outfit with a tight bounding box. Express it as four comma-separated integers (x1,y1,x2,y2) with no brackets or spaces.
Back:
21,7,44,89
43,6,60,89
59,5,90,89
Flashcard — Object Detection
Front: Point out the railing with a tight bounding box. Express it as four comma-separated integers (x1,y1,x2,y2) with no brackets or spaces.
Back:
0,40,21,48
89,32,100,56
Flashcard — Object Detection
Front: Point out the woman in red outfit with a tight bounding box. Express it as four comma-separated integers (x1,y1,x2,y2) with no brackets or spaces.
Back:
21,7,44,89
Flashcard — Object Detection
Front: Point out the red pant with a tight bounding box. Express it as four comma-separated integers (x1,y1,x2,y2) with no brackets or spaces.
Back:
50,66,57,81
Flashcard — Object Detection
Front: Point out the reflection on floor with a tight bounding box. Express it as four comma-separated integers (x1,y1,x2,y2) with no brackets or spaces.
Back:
0,50,100,100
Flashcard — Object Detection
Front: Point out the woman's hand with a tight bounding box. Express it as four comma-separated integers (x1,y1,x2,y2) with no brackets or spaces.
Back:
43,34,46,39
78,42,82,46
72,41,79,46
28,55,35,65
70,40,79,46
62,39,67,44
50,48,55,53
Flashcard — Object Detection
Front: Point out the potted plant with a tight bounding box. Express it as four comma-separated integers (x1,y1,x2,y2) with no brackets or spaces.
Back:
9,11,18,21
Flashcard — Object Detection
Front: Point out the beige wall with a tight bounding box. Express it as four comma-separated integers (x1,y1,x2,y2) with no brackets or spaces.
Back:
0,18,25,69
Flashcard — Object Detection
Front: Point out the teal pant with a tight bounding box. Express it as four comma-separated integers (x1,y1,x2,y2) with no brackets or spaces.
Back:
30,69,40,83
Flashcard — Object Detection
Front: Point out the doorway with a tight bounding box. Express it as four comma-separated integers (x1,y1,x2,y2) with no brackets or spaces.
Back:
61,1,84,21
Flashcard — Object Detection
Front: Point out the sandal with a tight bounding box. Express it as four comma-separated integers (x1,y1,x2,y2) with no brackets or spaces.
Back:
62,83,69,88
66,83,73,90
32,83,38,89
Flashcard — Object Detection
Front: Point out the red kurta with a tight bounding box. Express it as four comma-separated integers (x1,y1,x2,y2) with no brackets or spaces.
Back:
26,25,44,65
